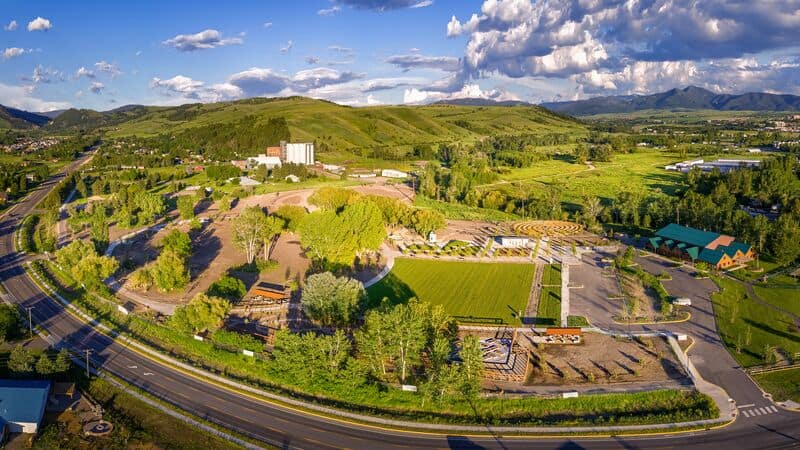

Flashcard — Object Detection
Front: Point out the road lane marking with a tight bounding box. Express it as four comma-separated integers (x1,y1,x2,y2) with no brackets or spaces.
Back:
143,372,154,376
128,365,138,369
737,403,755,409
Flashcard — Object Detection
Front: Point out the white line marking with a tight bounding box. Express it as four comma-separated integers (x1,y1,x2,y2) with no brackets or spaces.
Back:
754,409,763,416
767,406,778,413
143,372,154,376
738,403,755,409
758,407,768,415
742,410,750,417
127,365,138,369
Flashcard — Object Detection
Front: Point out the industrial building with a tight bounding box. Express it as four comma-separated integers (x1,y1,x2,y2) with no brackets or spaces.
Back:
0,379,51,435
648,223,754,269
281,141,315,166
665,159,761,173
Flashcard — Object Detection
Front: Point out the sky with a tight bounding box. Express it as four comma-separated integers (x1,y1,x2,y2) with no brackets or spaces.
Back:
1,0,800,112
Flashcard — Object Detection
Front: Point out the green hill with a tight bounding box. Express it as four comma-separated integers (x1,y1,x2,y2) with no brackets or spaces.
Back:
104,96,586,152
0,105,51,129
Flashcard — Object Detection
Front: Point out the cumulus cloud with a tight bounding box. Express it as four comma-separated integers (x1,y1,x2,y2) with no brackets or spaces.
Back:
0,82,70,111
27,17,52,32
334,0,433,10
27,65,64,84
446,13,481,37
280,40,293,54
94,60,121,77
89,82,105,94
150,75,243,103
163,29,243,51
4,20,17,31
75,66,95,78
2,47,26,60
403,83,519,104
385,54,462,72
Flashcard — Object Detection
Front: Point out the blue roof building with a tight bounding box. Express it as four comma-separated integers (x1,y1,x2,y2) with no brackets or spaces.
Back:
0,379,51,434
648,223,754,269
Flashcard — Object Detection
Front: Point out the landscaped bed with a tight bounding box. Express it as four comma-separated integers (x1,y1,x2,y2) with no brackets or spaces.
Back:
367,258,535,325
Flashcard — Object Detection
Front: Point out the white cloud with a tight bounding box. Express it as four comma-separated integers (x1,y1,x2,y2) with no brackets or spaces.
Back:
75,66,95,79
386,54,462,72
280,40,293,54
263,22,273,28
135,50,142,56
410,0,433,8
403,83,519,104
305,56,321,65
366,94,382,105
94,60,122,77
446,13,481,37
318,6,341,16
27,17,52,32
150,75,243,102
28,65,64,84
2,47,25,60
4,20,17,31
163,29,243,52
0,81,70,111
89,82,105,94
328,45,354,54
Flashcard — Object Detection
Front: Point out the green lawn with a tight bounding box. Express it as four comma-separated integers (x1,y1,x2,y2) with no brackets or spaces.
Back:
711,277,800,367
367,258,535,325
753,368,800,403
537,264,562,326
753,284,800,317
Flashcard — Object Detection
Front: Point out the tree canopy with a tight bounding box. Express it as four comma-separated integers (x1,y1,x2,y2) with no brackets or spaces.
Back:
170,293,231,334
302,272,366,328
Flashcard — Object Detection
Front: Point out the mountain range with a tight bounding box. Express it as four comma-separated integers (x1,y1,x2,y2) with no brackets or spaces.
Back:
540,86,800,116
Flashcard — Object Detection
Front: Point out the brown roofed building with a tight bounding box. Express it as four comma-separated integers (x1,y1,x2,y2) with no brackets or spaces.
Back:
266,146,282,157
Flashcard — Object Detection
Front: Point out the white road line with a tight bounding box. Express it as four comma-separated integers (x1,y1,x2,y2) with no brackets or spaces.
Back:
143,372,154,376
738,403,755,409
742,410,751,417
127,365,138,369
754,409,763,416
767,406,778,413
758,407,768,415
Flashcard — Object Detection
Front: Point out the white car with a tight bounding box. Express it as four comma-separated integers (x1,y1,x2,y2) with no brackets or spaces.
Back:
673,298,692,306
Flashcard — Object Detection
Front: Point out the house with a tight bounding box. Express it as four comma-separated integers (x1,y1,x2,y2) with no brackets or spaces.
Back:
265,146,282,157
281,141,315,165
496,236,531,248
648,223,754,269
0,379,51,434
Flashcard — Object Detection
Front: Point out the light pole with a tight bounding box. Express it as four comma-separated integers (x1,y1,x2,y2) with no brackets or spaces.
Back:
85,349,92,379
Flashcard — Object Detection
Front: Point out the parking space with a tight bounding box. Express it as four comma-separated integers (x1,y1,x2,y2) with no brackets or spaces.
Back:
568,250,622,329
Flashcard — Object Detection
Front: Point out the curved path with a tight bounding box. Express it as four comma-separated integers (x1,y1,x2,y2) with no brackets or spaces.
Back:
1,157,799,449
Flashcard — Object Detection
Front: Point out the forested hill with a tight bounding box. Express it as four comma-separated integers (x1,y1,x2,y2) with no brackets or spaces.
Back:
0,105,51,129
541,86,800,116
98,96,585,152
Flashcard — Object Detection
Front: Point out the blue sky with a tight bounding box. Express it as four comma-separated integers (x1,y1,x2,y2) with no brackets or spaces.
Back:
2,0,799,111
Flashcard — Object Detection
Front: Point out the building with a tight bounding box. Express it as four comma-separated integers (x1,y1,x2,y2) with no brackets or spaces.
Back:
665,158,761,174
230,160,248,171
237,176,262,187
247,154,282,169
648,223,754,269
281,141,314,165
381,169,408,179
0,379,51,434
265,146,282,157
249,281,290,301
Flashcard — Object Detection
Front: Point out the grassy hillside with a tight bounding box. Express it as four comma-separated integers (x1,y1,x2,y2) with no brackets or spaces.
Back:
104,96,586,151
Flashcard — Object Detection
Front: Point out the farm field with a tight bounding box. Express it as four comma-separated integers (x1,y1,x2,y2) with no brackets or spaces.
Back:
367,258,535,325
753,368,800,403
711,277,800,367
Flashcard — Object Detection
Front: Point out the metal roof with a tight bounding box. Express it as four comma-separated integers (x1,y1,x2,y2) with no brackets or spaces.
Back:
0,379,51,425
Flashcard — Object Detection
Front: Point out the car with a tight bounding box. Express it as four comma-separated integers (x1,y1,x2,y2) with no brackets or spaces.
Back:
673,297,692,306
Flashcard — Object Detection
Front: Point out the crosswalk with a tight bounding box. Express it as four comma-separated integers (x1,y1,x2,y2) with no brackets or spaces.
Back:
739,404,779,418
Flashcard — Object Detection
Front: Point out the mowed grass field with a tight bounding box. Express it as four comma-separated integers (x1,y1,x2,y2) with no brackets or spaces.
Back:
753,368,800,403
367,258,535,325
537,264,562,326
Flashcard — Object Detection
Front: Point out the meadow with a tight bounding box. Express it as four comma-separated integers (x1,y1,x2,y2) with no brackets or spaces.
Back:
367,258,535,325
753,368,800,403
711,277,800,368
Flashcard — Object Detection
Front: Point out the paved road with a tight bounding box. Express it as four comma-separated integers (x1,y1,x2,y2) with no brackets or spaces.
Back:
1,159,799,449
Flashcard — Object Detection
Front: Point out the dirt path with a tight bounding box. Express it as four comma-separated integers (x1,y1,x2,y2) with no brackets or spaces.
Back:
524,263,544,322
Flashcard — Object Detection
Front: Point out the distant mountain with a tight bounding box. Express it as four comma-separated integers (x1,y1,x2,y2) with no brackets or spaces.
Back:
47,105,153,131
37,109,68,119
433,98,532,107
0,105,51,129
541,86,800,116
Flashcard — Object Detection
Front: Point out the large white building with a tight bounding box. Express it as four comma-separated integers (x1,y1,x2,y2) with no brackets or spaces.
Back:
281,141,315,165
247,154,282,169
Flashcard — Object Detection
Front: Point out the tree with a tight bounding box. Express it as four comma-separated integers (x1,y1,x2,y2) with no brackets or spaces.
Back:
207,275,246,301
769,215,800,266
298,201,386,267
458,335,484,402
55,240,118,288
35,353,54,375
9,345,34,375
272,205,306,232
169,293,231,333
0,304,21,344
161,229,192,258
259,216,284,260
302,272,366,328
176,195,196,219
232,206,266,264
150,248,190,292
409,209,445,237
53,348,71,373
385,301,426,383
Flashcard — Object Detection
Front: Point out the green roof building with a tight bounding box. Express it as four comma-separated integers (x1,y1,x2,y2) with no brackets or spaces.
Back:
648,223,754,269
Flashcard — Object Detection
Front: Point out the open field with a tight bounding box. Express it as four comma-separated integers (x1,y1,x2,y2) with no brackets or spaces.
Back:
537,264,562,326
476,150,766,205
753,368,800,403
753,283,800,317
711,277,800,367
367,258,535,325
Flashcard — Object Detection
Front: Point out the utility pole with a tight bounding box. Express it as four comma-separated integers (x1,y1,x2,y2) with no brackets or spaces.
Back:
25,306,34,338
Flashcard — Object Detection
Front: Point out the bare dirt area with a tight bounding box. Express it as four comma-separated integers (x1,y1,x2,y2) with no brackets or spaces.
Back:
436,220,500,244
350,180,415,203
521,333,688,386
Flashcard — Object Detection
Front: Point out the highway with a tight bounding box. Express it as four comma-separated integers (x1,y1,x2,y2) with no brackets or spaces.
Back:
1,154,799,449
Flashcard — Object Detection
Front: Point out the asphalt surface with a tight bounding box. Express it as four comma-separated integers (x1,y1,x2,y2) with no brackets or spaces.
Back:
1,158,799,449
